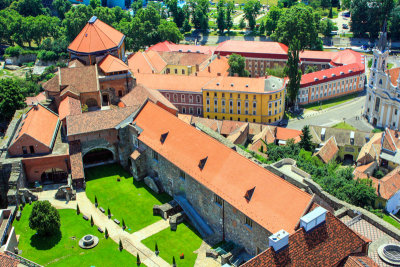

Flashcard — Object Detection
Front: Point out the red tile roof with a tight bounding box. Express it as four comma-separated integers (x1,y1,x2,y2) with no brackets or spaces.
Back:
68,16,124,54
388,67,400,86
243,212,368,267
135,73,213,93
300,63,364,87
330,49,364,66
128,51,167,75
133,101,312,233
120,84,177,112
215,40,288,56
382,128,400,152
69,140,84,180
220,120,246,136
343,254,379,267
373,167,400,200
25,91,46,106
276,127,302,143
147,41,215,54
197,55,229,77
300,50,338,62
58,96,82,121
99,55,129,73
314,136,339,163
0,252,20,267
10,104,59,149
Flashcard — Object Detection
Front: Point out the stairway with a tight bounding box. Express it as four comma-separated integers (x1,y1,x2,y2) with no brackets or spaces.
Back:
174,194,214,238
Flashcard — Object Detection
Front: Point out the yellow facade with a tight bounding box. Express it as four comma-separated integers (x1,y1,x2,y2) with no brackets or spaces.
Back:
162,64,196,76
203,90,285,124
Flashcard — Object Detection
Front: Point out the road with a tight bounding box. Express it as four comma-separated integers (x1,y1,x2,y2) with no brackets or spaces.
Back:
287,95,373,132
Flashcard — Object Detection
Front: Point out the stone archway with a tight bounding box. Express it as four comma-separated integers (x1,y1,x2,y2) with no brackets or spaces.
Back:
83,148,115,166
86,98,98,107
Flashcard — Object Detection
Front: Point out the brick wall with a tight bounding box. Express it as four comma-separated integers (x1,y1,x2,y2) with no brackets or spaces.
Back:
8,135,51,156
159,91,203,116
22,154,70,182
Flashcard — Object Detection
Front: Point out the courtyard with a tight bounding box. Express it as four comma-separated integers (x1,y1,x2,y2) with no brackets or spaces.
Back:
85,164,172,232
13,204,137,267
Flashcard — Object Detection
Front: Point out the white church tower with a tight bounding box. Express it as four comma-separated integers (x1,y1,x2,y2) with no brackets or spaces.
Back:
364,22,400,128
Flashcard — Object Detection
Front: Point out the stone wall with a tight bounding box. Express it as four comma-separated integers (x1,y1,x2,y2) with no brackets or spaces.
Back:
5,54,37,65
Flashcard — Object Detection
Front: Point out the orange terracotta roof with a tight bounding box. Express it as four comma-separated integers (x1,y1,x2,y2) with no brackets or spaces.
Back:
314,136,339,164
196,56,229,77
135,73,213,93
356,133,383,163
99,55,129,73
382,128,400,152
243,212,368,267
249,138,267,155
69,140,84,180
133,101,312,233
68,16,124,54
301,63,364,86
203,76,285,93
0,252,20,267
177,114,193,124
159,51,211,66
215,40,288,55
11,104,59,149
373,167,400,200
147,41,215,54
25,91,46,106
220,120,246,136
68,58,86,68
120,84,177,112
300,50,338,62
58,96,82,121
330,49,364,66
388,67,400,86
343,254,379,267
276,127,302,143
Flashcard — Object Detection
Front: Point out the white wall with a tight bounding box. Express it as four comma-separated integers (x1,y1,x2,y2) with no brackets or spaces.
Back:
386,190,400,214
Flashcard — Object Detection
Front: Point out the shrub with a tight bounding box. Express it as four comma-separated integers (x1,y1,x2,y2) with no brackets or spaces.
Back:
76,204,80,215
172,256,176,266
122,219,126,229
29,200,60,236
119,239,123,251
5,46,23,57
37,50,58,61
105,228,109,239
137,253,141,266
90,215,94,227
107,207,111,218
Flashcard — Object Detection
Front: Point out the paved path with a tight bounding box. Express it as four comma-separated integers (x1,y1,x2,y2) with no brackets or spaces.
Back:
132,219,170,241
194,241,221,267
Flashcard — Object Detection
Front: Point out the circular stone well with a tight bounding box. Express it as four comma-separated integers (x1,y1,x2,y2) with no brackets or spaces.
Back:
79,235,99,249
378,244,400,266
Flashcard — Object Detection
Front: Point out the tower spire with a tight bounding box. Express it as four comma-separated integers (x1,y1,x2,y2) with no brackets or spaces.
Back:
377,20,388,52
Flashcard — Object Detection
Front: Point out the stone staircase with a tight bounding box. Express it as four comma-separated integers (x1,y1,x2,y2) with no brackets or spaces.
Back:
174,194,213,238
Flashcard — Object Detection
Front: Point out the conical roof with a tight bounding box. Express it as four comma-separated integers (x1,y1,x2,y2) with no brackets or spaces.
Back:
68,16,125,55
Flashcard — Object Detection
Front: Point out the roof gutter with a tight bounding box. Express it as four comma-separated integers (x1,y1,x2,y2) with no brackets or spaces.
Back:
50,119,61,150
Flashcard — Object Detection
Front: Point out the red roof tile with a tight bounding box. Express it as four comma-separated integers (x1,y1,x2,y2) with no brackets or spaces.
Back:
215,40,288,56
314,136,339,163
69,140,84,180
300,50,338,62
388,67,400,86
330,49,364,66
68,16,124,54
147,41,215,54
0,252,20,267
25,92,46,106
99,55,129,73
133,101,312,233
374,167,400,200
243,212,367,267
10,104,59,149
276,127,302,143
343,254,379,267
382,128,400,152
58,96,82,121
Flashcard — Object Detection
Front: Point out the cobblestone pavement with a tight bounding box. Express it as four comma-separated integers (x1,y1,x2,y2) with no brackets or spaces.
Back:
341,216,400,266
194,241,222,267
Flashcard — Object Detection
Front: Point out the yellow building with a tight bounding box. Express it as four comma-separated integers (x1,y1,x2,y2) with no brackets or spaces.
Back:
203,76,286,123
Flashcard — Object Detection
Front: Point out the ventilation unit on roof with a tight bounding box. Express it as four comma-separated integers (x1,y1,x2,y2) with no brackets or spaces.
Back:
331,74,336,77
198,156,208,170
365,135,370,142
349,69,353,73
231,83,234,87
178,49,183,52
300,206,327,232
340,71,344,75
268,230,289,252
196,50,200,53
160,131,169,144
245,84,249,87
314,78,319,81
216,82,220,86
323,75,327,79
88,16,97,24
321,128,326,141
244,187,255,202
187,49,191,52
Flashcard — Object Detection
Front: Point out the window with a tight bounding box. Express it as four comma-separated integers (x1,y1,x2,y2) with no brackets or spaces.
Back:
189,108,194,114
396,109,398,115
29,146,35,154
268,103,271,109
179,170,186,180
173,94,177,101
206,92,209,96
196,95,201,103
197,108,202,115
215,194,223,206
238,109,241,114
246,94,248,99
238,94,241,99
166,68,170,74
181,95,185,102
222,100,225,106
245,101,249,108
245,110,248,115
22,146,28,155
189,95,193,103
222,93,225,97
153,151,159,161
206,99,210,105
214,99,218,106
237,101,241,107
182,69,185,75
253,102,256,108
166,93,170,100
133,135,139,148
118,90,123,97
253,110,256,115
253,95,256,100
375,97,380,112
229,100,233,107
230,109,233,114
245,216,253,228
268,111,271,116
214,107,218,112
214,92,217,97
269,95,272,100
174,69,177,74
230,93,233,98
222,108,225,113
182,107,186,113
275,102,277,107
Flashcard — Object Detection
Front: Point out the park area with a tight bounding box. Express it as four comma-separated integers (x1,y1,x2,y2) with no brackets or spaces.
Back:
142,222,203,266
13,204,137,267
84,164,172,233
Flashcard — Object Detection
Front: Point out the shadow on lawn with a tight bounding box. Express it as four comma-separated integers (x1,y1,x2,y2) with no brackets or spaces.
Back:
30,229,62,250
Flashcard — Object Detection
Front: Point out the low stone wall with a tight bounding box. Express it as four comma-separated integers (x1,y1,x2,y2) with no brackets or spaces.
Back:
5,54,37,65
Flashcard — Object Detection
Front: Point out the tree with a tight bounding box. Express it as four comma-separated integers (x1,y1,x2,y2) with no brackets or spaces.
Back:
119,239,123,251
390,5,400,39
259,20,265,35
321,0,331,9
304,65,318,74
0,0,11,10
299,126,313,151
342,0,351,9
191,0,209,30
272,5,322,50
278,0,297,8
172,256,176,267
107,207,111,218
321,18,335,37
328,6,333,18
216,0,225,34
155,242,159,253
284,38,302,107
182,18,191,33
239,17,246,29
265,6,282,35
90,215,94,226
29,201,61,236
10,0,46,17
166,0,185,28
62,5,93,42
228,53,249,77
52,0,71,19
105,228,109,238
90,0,101,9
76,204,80,215
158,20,184,44
0,78,26,121
122,218,126,229
226,0,234,33
243,0,261,31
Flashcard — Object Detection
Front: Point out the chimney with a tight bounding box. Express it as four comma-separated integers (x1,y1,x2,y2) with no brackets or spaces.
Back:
196,64,199,72
208,66,211,73
195,72,198,76
152,70,154,74
268,230,289,252
300,207,327,232
137,68,140,73
33,103,39,110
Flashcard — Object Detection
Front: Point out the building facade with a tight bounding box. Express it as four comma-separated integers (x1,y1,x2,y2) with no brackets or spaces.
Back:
203,76,286,123
364,27,400,128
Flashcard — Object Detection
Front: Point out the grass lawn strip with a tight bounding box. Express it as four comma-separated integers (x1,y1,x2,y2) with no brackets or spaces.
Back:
142,221,203,267
332,122,356,130
303,93,359,111
85,164,172,233
383,214,400,230
13,204,138,267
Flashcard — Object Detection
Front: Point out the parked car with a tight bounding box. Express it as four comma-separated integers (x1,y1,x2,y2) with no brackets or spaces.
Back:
342,24,349,29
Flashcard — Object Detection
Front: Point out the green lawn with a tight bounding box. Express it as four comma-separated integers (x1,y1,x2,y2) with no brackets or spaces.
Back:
85,164,172,233
332,122,356,130
383,214,400,230
142,222,203,267
13,204,138,267
303,93,359,111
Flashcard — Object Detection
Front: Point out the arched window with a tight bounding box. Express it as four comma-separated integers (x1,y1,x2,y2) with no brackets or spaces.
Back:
374,59,377,68
382,60,386,69
379,79,382,85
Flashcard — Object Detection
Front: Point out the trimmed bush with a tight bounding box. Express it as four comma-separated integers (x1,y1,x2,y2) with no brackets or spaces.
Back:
105,228,109,239
76,204,80,215
119,239,123,251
